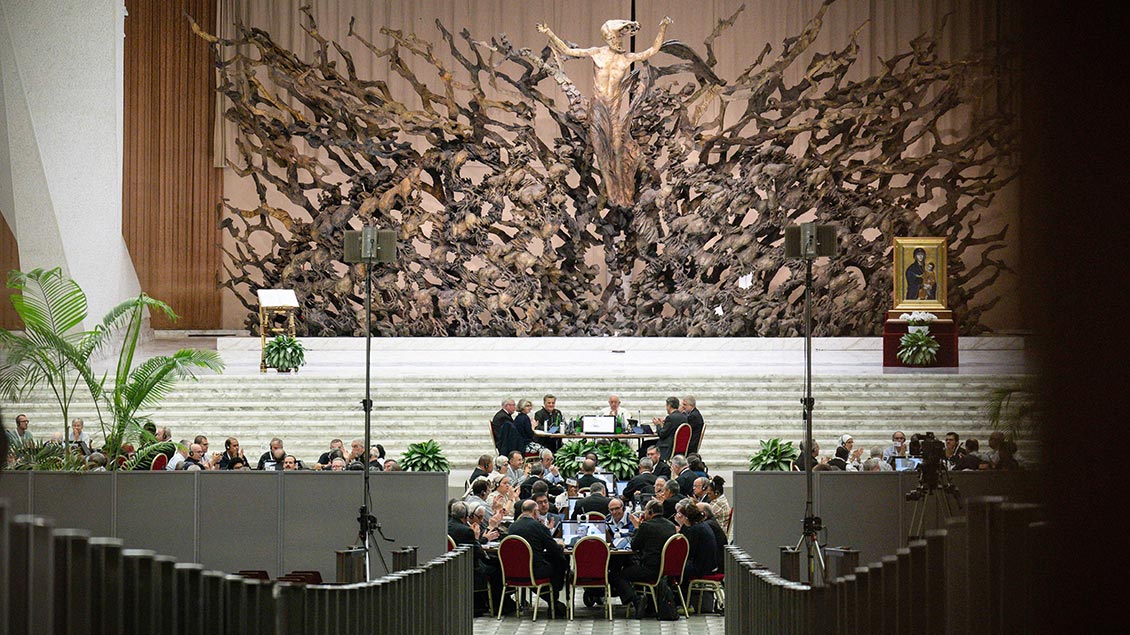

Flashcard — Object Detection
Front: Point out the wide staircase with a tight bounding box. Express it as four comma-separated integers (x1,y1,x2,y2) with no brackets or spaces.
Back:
4,372,1032,474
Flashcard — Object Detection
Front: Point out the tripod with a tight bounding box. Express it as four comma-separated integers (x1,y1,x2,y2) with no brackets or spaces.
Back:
905,460,963,542
344,226,398,580
793,256,826,585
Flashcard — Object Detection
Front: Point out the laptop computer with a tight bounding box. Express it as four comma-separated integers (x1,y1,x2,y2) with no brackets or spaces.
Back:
894,457,922,472
632,423,654,434
593,473,616,494
559,520,609,547
582,415,616,434
566,497,584,518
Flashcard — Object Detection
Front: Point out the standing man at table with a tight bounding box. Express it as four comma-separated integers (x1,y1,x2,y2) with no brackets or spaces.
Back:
653,397,688,462
681,396,704,454
507,500,568,615
611,499,677,617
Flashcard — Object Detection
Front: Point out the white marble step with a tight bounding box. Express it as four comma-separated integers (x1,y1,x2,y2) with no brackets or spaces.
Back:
4,375,1034,472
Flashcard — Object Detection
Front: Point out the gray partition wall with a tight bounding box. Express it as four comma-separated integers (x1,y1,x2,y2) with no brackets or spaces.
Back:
732,470,1039,571
0,470,447,580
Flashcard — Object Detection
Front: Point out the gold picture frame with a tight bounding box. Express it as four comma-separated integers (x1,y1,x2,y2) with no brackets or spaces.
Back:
893,237,947,311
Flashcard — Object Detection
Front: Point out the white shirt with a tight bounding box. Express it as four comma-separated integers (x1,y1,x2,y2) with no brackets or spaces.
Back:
166,453,186,470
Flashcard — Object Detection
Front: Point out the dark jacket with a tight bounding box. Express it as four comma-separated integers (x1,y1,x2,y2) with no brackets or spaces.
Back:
681,522,718,577
685,408,705,454
466,466,491,490
675,469,698,499
623,472,657,502
513,413,536,446
572,494,611,520
448,518,489,565
491,409,513,455
507,515,566,577
662,494,686,522
704,518,728,570
651,462,672,479
576,474,602,491
631,516,678,574
656,411,688,461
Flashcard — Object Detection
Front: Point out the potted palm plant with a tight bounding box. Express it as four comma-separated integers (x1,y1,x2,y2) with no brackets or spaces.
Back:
1,267,223,469
263,335,306,372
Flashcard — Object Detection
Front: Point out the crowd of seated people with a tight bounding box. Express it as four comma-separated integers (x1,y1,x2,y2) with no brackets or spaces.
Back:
2,413,405,473
453,441,730,618
800,429,1025,472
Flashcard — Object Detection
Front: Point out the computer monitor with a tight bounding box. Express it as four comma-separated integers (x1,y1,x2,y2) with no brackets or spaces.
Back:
615,479,630,496
582,415,616,434
894,457,922,472
559,520,609,547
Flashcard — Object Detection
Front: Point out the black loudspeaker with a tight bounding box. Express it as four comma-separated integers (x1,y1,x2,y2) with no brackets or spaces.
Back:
784,223,838,259
344,227,397,264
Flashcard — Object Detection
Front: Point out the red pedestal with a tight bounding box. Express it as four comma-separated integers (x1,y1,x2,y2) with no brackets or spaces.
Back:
883,319,959,367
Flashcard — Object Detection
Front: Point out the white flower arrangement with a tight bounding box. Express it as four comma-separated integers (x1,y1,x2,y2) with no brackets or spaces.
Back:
899,311,938,326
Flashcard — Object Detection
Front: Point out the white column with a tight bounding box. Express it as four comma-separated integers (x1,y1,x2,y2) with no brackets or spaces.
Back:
0,0,139,327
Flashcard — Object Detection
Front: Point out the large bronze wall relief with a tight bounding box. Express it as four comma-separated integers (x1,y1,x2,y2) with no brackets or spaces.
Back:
196,2,1016,337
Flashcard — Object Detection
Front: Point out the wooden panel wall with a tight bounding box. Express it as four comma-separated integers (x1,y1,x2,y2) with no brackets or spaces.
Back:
0,213,19,329
123,0,221,329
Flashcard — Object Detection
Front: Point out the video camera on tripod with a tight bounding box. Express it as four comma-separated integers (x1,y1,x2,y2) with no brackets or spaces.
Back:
905,431,950,501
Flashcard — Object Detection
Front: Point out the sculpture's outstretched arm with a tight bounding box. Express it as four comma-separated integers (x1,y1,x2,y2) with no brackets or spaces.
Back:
536,22,599,58
628,16,673,63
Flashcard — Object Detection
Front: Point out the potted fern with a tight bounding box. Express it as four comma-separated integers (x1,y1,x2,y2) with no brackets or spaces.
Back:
264,335,306,372
748,438,800,471
897,331,940,366
400,439,450,472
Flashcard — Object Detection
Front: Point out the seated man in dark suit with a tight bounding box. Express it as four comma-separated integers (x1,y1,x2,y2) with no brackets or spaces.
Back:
610,499,677,617
575,459,602,491
519,463,565,500
447,501,501,616
681,396,705,454
466,454,494,490
653,396,688,462
571,481,611,519
646,445,671,479
506,499,568,616
622,457,658,503
672,455,697,497
658,479,686,522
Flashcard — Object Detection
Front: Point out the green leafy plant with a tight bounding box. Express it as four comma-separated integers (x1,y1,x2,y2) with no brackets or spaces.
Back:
400,439,450,472
7,441,89,471
123,441,178,471
0,267,223,469
595,441,638,480
988,380,1039,440
748,438,800,471
897,330,940,366
555,439,598,477
263,335,306,372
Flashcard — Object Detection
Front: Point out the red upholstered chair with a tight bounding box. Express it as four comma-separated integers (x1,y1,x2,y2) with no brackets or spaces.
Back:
568,536,611,620
497,535,556,621
631,533,690,617
237,570,270,580
688,572,725,613
672,423,692,457
447,535,457,551
149,454,168,471
579,512,605,521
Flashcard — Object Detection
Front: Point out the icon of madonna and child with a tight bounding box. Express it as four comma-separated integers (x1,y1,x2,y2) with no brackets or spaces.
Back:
905,248,938,300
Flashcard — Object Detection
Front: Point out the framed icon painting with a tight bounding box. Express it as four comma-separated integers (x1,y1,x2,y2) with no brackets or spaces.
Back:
893,237,947,311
